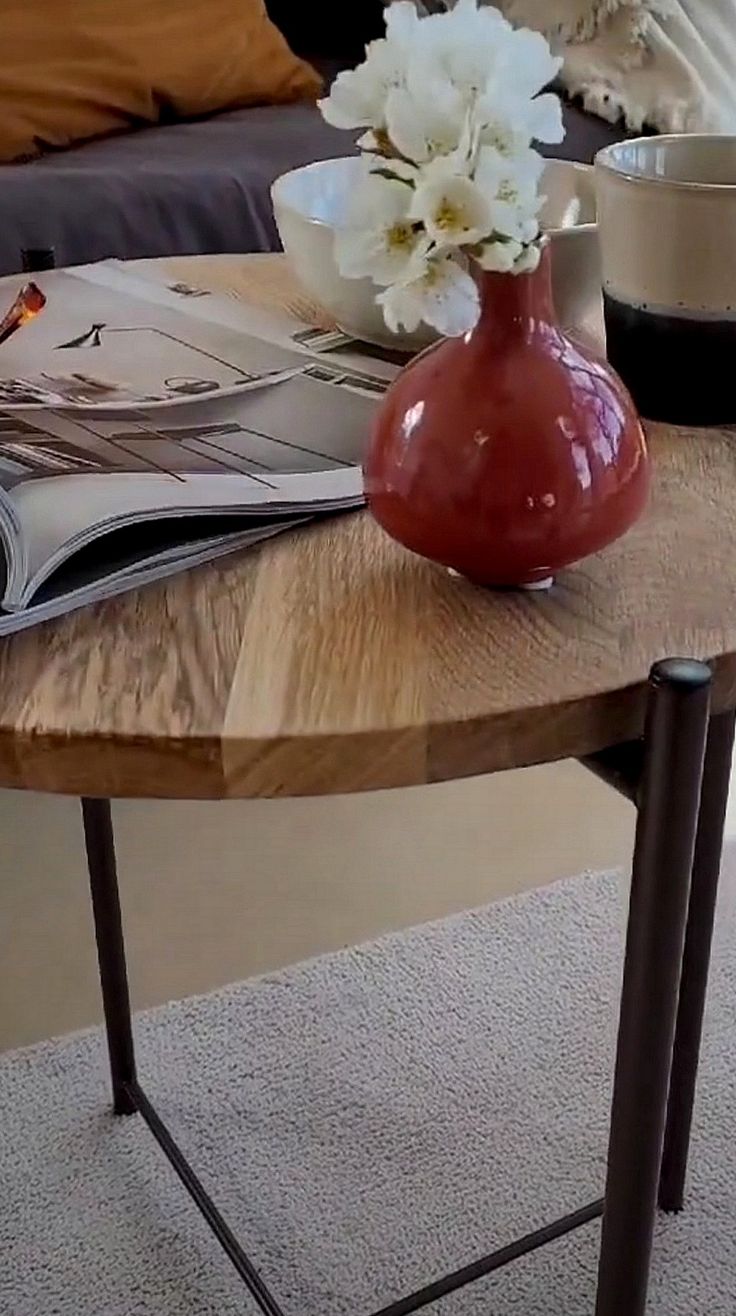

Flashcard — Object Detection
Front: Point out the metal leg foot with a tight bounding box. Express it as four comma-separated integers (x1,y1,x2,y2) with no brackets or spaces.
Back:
595,659,711,1316
658,707,736,1212
82,797,137,1115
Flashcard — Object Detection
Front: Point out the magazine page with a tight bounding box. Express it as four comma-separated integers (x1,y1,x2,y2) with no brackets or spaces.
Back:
0,268,316,410
0,363,377,607
78,259,406,389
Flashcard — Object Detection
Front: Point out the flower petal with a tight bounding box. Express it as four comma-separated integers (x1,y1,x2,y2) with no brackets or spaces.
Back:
318,67,380,129
524,92,565,145
476,238,523,272
336,171,431,286
346,171,412,226
385,0,421,49
514,242,542,273
376,283,423,334
409,172,494,248
378,255,480,337
501,29,562,99
422,258,480,336
385,85,465,163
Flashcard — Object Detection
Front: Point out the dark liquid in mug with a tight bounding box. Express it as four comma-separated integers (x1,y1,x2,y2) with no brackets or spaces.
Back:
604,294,736,426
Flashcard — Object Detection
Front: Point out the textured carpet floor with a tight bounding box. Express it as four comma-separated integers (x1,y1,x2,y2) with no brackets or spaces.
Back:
2,866,736,1316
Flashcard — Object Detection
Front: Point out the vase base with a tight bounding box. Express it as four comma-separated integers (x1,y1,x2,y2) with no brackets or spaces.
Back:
519,576,554,592
446,567,554,591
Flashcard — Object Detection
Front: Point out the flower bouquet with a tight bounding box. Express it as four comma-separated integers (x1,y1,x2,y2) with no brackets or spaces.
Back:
318,0,565,338
327,1,649,591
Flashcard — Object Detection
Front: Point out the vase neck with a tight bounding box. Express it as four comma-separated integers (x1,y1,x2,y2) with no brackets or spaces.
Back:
474,243,556,340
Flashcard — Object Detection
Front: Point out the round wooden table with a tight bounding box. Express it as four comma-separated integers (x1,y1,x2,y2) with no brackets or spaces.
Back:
4,254,735,1316
2,253,736,800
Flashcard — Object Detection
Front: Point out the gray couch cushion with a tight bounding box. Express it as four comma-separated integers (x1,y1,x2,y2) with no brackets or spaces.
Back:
0,103,352,277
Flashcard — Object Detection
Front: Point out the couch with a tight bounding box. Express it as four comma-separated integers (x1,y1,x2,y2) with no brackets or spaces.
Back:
0,2,622,278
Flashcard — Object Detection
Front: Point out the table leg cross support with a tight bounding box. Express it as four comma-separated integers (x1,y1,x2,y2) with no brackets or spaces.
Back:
124,1077,286,1316
80,658,734,1316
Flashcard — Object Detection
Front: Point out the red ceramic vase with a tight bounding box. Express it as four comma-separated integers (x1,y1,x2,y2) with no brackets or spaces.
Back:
364,244,649,588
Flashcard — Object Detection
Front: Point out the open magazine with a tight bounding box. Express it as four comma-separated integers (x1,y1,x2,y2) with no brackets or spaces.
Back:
0,261,402,634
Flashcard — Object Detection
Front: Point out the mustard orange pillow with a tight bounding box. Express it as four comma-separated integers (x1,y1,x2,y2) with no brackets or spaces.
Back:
0,0,322,163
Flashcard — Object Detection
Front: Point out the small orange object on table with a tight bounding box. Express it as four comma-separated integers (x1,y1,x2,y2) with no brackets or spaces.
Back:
0,281,46,344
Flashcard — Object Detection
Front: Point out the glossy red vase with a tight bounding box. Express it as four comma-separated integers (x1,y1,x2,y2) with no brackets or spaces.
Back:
364,245,649,588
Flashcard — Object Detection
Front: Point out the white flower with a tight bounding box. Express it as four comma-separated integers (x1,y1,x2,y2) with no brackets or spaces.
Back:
384,0,422,50
316,1,565,337
496,26,562,101
404,1,560,115
377,255,480,337
518,92,565,145
409,162,494,248
334,172,429,286
475,145,545,241
476,237,523,272
385,84,466,163
513,242,541,274
477,90,564,151
318,66,380,131
318,38,406,130
476,113,526,158
405,0,513,103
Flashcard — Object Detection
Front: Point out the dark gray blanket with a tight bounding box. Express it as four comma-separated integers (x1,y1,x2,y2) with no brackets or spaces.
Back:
0,103,351,277
0,101,620,277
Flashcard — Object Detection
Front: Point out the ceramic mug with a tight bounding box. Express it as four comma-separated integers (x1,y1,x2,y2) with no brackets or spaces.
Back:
595,135,736,425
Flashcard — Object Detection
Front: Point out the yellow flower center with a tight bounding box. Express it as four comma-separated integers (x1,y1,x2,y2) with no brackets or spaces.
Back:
386,222,415,251
497,180,518,203
486,125,514,157
434,198,463,232
421,263,442,289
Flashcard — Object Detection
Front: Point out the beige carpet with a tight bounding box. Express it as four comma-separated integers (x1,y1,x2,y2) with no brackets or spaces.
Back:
1,858,735,1315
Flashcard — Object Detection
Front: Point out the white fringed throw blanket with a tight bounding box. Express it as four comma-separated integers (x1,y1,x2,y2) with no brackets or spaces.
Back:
501,1,736,132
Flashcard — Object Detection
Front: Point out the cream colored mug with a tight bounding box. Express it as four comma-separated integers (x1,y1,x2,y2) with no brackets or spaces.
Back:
595,135,736,425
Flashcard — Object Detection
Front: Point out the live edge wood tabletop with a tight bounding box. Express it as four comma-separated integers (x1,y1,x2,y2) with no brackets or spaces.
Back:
0,251,734,802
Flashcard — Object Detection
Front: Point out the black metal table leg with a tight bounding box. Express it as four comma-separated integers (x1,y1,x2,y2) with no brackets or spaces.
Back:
595,659,711,1316
658,707,736,1212
600,663,716,1316
81,796,286,1314
82,797,137,1116
73,673,729,1316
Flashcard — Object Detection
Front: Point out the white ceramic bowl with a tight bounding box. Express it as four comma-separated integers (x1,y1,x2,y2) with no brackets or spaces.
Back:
272,156,599,350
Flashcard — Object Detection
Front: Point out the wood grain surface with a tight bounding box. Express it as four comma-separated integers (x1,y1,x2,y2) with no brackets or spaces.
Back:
0,252,735,800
